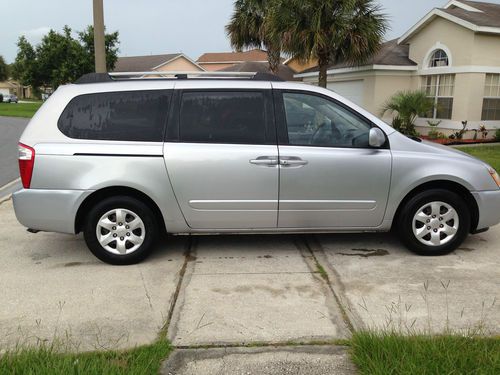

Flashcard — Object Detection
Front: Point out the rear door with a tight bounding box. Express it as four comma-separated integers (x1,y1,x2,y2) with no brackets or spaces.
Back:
274,89,392,228
163,82,279,229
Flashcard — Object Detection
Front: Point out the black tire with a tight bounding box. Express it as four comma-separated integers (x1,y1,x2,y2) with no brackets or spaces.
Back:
83,196,158,265
397,189,470,256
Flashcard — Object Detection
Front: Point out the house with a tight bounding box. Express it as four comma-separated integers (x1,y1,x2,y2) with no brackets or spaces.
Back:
219,61,299,81
284,56,319,74
0,80,31,99
196,49,270,71
113,53,204,73
296,0,500,135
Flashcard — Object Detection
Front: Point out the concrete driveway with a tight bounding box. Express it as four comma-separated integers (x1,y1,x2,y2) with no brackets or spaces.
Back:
0,197,498,373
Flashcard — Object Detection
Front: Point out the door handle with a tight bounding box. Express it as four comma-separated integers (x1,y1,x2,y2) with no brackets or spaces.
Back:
280,157,308,167
249,156,279,167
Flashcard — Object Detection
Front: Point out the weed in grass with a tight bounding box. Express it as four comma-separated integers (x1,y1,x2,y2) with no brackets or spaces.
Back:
357,280,497,336
0,339,172,375
350,331,500,375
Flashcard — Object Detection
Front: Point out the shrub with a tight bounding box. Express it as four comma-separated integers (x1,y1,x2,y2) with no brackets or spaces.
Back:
381,91,434,136
495,128,500,141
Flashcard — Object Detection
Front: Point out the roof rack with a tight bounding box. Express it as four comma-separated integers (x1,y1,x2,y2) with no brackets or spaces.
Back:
75,71,284,84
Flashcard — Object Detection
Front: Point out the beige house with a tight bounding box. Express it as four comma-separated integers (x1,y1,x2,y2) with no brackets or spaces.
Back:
196,49,270,71
0,80,31,99
113,53,204,73
296,0,500,135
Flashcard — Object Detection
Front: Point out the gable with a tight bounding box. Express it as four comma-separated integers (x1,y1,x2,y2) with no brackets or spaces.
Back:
406,16,476,68
154,55,204,72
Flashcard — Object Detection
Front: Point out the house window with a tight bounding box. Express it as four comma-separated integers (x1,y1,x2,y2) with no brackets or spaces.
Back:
482,74,500,121
429,49,449,67
422,74,455,119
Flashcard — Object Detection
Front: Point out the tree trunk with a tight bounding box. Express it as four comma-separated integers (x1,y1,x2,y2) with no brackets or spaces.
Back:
318,54,329,88
267,47,281,74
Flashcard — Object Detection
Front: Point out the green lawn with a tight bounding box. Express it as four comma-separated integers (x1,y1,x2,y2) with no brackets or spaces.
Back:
0,102,43,118
456,144,500,171
0,340,172,375
351,332,500,375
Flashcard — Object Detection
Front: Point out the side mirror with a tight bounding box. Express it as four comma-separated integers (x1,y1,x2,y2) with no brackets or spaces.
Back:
369,128,386,148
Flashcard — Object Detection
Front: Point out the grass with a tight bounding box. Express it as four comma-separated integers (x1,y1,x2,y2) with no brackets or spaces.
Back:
0,340,172,375
351,331,500,375
456,144,500,171
0,102,43,118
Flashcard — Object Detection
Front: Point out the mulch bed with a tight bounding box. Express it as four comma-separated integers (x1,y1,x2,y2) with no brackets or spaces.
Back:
420,136,499,146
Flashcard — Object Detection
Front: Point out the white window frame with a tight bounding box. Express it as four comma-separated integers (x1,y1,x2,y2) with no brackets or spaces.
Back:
482,73,500,121
422,74,455,119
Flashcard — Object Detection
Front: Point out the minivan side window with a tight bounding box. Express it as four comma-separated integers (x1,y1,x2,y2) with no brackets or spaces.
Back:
179,91,267,144
282,92,371,148
58,91,171,142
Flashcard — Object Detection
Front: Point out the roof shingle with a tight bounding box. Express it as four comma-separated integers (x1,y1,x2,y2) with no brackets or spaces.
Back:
442,1,500,28
197,49,269,63
219,61,299,81
300,39,416,74
113,53,182,72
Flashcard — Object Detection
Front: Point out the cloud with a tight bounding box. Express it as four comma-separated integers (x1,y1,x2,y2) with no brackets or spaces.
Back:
21,26,52,44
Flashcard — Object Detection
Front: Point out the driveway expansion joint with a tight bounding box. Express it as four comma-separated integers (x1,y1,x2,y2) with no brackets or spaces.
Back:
301,235,360,333
158,236,195,340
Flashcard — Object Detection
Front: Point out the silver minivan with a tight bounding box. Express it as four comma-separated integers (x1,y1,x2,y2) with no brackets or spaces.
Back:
13,72,500,264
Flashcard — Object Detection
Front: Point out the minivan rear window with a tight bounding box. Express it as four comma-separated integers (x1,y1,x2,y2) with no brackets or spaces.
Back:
179,91,267,144
58,90,171,142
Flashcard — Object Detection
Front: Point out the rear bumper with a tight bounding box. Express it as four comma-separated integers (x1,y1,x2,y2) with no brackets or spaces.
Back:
472,190,500,230
12,189,92,234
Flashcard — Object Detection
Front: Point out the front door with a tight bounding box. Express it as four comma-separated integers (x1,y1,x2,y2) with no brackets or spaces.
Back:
275,90,392,228
164,88,279,229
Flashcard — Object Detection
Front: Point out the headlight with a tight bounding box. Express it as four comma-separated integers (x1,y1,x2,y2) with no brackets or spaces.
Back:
488,167,500,188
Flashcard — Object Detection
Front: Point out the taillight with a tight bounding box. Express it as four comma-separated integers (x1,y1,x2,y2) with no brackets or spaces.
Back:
18,143,35,188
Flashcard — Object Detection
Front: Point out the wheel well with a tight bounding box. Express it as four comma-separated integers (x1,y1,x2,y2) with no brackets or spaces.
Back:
392,180,479,233
75,186,167,235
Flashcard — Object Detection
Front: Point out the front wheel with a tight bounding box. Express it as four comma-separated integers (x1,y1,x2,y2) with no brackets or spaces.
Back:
397,189,470,256
83,196,158,265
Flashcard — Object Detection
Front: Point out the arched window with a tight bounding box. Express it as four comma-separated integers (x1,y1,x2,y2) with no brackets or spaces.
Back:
429,49,449,67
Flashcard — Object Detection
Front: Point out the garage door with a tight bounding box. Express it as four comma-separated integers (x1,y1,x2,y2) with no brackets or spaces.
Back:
0,89,9,96
327,80,364,107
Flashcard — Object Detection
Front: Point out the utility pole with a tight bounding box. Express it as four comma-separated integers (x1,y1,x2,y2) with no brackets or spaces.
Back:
93,0,106,73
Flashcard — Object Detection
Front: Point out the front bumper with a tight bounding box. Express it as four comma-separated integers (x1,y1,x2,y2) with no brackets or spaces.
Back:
12,189,92,234
472,189,500,230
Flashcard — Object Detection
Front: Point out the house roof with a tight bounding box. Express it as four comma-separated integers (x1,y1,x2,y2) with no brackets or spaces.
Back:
443,1,500,28
197,49,269,63
113,53,184,72
219,61,300,81
298,39,417,75
399,0,500,43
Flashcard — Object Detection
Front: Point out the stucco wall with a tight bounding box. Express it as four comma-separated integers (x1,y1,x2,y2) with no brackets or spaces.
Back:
407,17,475,67
471,33,500,66
286,58,319,73
155,57,203,72
198,63,236,71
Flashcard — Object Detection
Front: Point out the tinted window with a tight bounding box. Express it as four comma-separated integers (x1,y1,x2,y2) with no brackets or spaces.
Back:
283,92,371,148
58,91,171,141
179,91,267,144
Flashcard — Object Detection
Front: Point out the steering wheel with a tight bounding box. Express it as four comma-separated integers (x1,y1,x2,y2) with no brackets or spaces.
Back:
310,121,342,145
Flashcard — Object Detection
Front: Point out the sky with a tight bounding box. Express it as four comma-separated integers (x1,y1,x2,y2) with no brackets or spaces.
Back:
1,0,500,64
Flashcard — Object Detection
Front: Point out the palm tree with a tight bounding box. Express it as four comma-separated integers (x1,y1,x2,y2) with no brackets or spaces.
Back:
380,91,434,136
226,0,281,74
270,0,388,87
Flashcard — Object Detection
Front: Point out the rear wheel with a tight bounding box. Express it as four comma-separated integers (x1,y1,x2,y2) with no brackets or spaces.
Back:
397,189,470,255
83,196,157,265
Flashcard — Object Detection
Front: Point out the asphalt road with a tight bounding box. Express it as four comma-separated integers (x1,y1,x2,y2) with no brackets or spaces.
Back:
0,116,29,194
